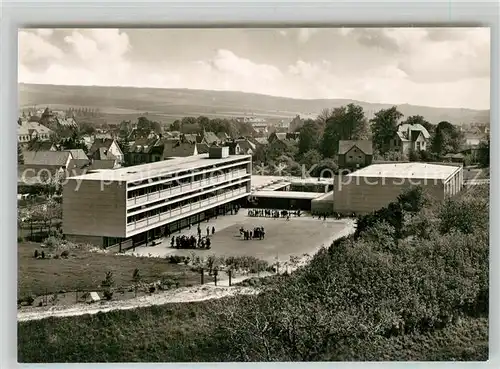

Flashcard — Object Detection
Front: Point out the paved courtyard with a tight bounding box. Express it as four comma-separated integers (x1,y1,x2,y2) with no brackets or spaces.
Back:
128,211,354,263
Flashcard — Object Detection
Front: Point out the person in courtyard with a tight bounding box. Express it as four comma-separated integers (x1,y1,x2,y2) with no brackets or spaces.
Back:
171,236,175,248
212,226,215,235
206,226,210,236
206,237,211,249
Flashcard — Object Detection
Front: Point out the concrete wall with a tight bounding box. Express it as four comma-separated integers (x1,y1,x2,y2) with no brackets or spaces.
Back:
63,179,127,238
311,191,334,215
334,176,445,214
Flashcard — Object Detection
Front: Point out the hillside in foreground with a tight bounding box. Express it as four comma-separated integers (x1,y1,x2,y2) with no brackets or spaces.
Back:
19,83,490,125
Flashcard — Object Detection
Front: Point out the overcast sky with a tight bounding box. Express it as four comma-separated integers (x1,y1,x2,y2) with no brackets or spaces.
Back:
19,27,490,109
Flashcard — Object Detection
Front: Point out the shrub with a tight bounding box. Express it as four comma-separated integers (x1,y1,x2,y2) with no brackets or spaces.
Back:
132,268,141,282
168,255,186,264
60,250,69,258
101,271,115,288
161,277,179,290
25,295,35,306
149,286,156,294
53,254,60,259
44,236,60,250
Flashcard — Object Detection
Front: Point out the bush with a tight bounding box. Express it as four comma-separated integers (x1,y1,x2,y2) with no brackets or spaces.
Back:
44,236,60,250
132,268,141,282
24,295,35,306
161,277,179,290
101,271,115,288
168,255,186,264
103,289,113,300
149,286,156,294
60,250,69,258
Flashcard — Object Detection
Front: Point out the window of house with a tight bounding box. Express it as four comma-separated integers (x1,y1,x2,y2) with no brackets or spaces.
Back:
349,156,353,159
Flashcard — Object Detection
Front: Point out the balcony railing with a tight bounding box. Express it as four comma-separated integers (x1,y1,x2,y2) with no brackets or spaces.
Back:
127,169,248,208
126,187,248,233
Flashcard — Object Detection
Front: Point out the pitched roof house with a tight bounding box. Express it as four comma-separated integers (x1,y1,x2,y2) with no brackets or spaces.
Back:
338,140,373,168
17,118,54,144
162,140,198,159
88,138,124,163
391,123,431,157
198,130,220,146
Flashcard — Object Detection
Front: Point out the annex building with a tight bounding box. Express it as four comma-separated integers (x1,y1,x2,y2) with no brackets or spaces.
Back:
333,162,463,215
63,147,251,249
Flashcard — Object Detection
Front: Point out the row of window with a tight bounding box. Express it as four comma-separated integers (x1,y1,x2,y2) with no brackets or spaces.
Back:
127,178,246,213
18,133,49,141
126,164,248,198
126,158,250,188
126,183,247,224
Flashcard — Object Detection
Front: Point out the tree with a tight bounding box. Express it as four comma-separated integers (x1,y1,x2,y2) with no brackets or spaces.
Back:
370,106,403,155
431,121,464,154
477,139,490,168
321,104,368,158
313,158,338,177
79,122,96,136
137,116,153,137
117,138,131,166
300,149,322,170
316,108,332,126
403,115,434,135
298,120,322,155
18,145,24,165
170,120,182,131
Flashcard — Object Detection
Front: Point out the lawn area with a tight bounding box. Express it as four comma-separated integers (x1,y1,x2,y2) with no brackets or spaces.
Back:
18,242,200,299
17,295,488,363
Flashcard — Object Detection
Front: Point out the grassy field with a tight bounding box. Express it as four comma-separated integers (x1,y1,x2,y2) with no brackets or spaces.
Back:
17,295,488,362
18,242,200,299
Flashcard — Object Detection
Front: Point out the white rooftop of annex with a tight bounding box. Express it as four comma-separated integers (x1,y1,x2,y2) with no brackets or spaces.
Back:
251,175,333,191
69,154,251,182
347,162,462,181
252,190,324,200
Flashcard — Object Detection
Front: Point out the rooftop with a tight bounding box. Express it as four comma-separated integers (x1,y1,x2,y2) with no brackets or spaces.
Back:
251,175,334,191
347,162,461,180
252,190,324,200
69,153,251,182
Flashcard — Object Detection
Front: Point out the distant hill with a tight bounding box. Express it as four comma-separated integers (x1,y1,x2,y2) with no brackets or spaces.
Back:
18,83,490,125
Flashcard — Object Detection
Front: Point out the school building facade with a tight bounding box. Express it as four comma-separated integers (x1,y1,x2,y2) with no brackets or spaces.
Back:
63,148,252,250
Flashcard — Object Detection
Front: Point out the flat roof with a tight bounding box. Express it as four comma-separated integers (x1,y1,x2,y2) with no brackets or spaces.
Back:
252,190,324,200
347,162,461,180
250,175,333,191
69,154,251,182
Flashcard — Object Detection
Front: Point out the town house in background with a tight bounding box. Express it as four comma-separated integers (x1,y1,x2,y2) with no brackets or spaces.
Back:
337,140,373,169
390,123,431,157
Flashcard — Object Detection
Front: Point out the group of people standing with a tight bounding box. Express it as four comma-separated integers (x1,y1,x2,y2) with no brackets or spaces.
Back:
247,208,302,219
170,224,216,250
239,226,265,240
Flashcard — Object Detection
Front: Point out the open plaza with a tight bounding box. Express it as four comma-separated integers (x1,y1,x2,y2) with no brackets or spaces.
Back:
126,210,354,263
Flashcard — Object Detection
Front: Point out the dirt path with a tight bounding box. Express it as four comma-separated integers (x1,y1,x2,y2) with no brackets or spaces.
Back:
17,284,259,322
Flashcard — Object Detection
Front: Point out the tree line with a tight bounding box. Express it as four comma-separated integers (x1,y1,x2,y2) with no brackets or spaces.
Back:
254,104,489,172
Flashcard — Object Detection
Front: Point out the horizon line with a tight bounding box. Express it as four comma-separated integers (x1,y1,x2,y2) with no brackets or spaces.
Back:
18,82,490,112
